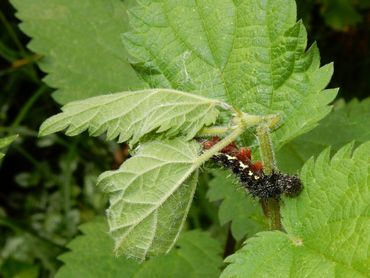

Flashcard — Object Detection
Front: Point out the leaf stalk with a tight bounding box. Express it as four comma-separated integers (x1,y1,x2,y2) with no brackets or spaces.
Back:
256,125,282,231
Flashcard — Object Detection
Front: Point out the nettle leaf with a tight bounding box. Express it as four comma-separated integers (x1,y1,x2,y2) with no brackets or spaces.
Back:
277,97,370,173
134,230,223,277
97,139,201,261
39,89,220,146
221,142,370,277
0,135,18,160
56,219,223,278
11,0,147,104
207,169,267,241
123,0,337,148
56,219,140,278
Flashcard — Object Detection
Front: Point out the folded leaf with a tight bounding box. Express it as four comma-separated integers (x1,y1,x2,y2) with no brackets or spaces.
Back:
39,89,220,146
222,142,370,277
97,139,201,261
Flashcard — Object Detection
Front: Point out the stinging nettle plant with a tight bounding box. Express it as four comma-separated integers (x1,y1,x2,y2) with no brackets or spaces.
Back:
12,0,370,276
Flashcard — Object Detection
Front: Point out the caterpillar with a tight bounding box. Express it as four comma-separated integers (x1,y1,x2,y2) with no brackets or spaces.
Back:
202,137,302,199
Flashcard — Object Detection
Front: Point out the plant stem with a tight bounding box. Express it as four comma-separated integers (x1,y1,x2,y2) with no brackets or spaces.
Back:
197,125,245,163
0,9,39,81
266,198,281,230
197,111,283,230
256,125,276,174
198,126,230,136
10,85,48,129
256,125,282,230
195,112,266,165
62,141,78,238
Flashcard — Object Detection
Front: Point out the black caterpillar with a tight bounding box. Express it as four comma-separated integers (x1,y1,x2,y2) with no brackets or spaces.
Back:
212,153,302,199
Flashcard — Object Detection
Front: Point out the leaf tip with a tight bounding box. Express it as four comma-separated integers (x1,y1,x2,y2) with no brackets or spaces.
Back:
38,120,52,137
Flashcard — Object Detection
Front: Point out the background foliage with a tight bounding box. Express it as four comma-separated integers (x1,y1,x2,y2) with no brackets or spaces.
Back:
0,0,369,277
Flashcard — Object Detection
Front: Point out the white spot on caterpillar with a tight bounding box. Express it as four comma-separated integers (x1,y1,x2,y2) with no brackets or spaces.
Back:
254,175,260,180
248,171,253,176
239,161,249,169
225,154,237,160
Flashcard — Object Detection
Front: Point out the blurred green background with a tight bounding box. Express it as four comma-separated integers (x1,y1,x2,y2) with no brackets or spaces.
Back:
0,0,369,277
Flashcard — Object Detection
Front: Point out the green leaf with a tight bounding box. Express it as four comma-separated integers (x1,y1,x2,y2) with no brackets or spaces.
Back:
39,89,220,146
133,230,223,277
56,219,140,278
320,0,363,30
56,219,223,278
221,142,370,277
277,97,370,173
123,0,337,148
97,139,201,261
0,135,17,160
207,169,267,241
0,259,39,278
11,0,147,104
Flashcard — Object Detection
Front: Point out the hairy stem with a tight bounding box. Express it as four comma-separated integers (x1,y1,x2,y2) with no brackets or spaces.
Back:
256,125,282,231
198,126,230,136
196,112,268,165
256,125,276,174
267,198,281,230
197,125,245,163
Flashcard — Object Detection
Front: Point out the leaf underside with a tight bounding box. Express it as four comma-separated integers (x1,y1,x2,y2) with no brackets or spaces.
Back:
124,0,337,148
97,139,201,261
222,142,370,277
11,0,147,104
56,219,223,278
39,89,220,146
